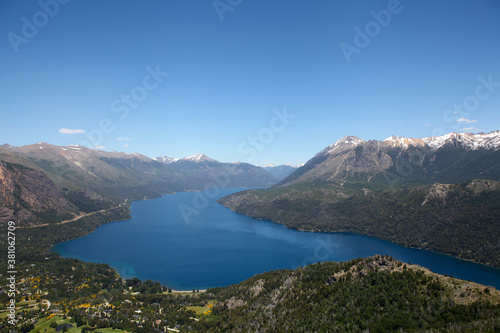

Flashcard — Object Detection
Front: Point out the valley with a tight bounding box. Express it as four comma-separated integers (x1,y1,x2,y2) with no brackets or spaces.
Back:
4,1,500,331
219,131,500,267
218,179,500,267
1,130,500,332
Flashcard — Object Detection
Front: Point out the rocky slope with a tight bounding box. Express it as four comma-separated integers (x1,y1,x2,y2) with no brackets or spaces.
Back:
218,131,500,267
0,143,279,226
0,161,80,225
279,130,500,187
1,143,182,200
206,255,500,332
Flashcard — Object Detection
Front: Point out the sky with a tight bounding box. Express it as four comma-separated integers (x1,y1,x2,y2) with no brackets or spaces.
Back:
1,0,500,166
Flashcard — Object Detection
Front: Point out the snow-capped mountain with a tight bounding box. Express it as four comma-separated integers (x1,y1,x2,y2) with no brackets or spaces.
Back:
262,163,303,167
279,130,500,187
0,143,282,225
262,164,300,181
154,156,179,164
154,153,218,164
318,131,500,157
318,135,365,156
381,131,500,150
181,153,218,163
155,153,279,187
155,153,220,164
421,131,500,150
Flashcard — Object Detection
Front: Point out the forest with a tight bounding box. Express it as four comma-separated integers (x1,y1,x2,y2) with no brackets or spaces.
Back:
218,179,500,267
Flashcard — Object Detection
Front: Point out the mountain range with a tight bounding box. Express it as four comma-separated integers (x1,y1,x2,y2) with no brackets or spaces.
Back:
154,153,279,188
3,131,500,331
154,154,299,181
278,130,500,187
262,164,299,180
0,143,277,226
0,131,500,244
218,130,500,267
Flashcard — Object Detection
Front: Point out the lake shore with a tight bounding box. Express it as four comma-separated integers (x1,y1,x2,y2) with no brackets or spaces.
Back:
52,188,500,291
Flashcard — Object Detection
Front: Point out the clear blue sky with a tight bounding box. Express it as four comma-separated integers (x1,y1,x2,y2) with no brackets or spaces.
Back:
1,0,499,165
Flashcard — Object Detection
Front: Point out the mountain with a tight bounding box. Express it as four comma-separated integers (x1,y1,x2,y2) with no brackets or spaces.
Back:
206,255,500,332
0,143,179,225
218,179,500,266
153,156,179,164
180,153,218,163
279,130,500,187
154,153,217,164
0,142,181,202
0,160,81,225
262,164,299,180
0,143,279,225
218,130,500,267
421,131,500,149
160,153,280,188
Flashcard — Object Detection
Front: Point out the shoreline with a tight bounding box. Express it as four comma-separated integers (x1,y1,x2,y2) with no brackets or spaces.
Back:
221,206,500,270
47,188,500,292
47,188,249,291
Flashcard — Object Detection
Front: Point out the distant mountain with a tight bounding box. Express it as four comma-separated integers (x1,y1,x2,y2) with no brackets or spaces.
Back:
0,143,180,225
153,156,179,164
262,164,299,180
279,130,500,187
180,153,218,163
218,130,500,267
156,153,279,188
154,153,218,164
0,143,279,225
0,142,181,202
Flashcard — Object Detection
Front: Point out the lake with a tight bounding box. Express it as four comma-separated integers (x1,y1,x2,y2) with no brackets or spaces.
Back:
52,187,500,290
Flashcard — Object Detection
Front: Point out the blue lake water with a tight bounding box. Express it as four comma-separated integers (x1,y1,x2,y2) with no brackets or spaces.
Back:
52,187,500,291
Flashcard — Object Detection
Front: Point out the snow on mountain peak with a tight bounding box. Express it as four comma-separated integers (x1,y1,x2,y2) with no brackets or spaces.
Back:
338,136,365,145
384,135,403,142
182,153,218,162
382,136,426,148
285,163,304,168
318,130,499,157
319,136,365,156
261,163,303,168
422,131,500,150
154,156,179,164
155,153,220,164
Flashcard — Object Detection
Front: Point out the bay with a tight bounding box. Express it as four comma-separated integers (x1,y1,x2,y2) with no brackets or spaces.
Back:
52,187,500,291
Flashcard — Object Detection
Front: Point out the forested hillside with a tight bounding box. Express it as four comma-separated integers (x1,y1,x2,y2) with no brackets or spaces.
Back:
219,179,500,267
201,255,500,332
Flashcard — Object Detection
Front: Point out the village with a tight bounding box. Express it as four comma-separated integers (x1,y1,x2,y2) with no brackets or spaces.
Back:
0,258,217,333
